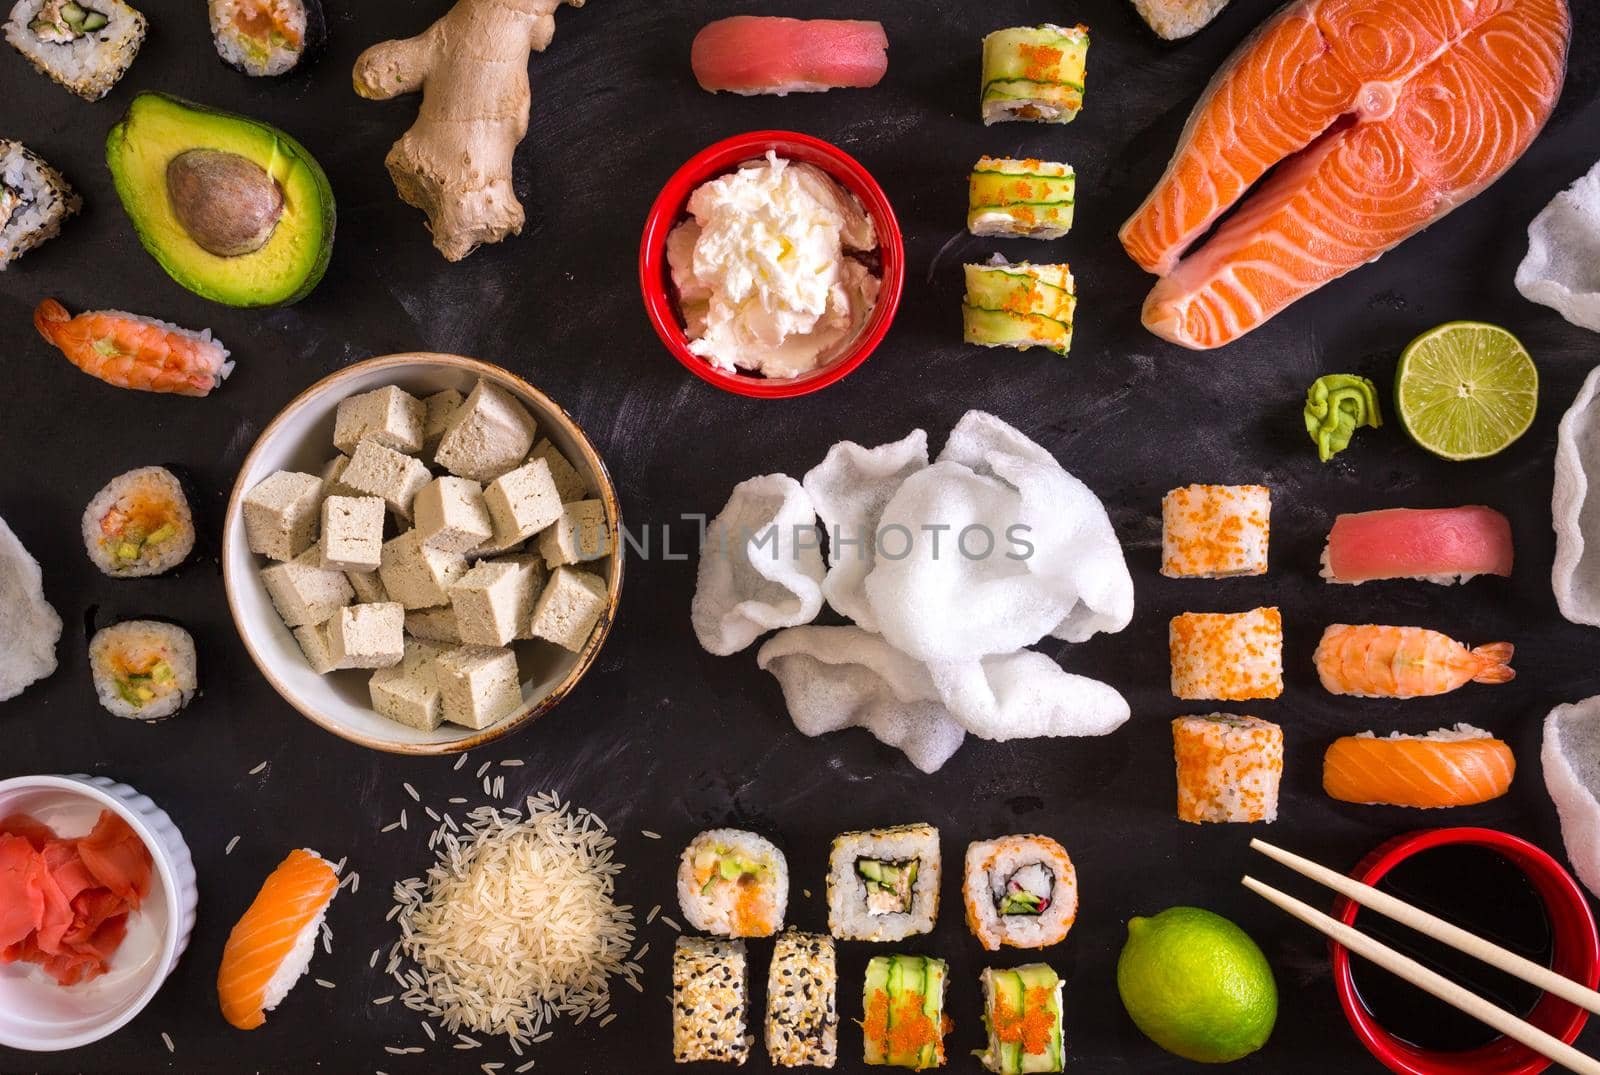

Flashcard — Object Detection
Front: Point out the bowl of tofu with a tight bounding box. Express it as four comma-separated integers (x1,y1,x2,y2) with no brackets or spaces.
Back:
222,353,623,754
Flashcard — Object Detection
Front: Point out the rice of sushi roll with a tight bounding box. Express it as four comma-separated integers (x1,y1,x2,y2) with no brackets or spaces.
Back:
672,935,750,1065
208,0,325,77
1172,714,1283,824
1169,607,1284,701
827,823,940,943
81,466,195,577
963,835,1078,951
765,930,837,1068
677,828,788,938
1160,484,1271,579
4,0,146,101
0,140,79,269
88,619,197,720
978,964,1065,1074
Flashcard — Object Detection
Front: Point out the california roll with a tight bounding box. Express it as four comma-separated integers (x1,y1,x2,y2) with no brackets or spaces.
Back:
0,140,79,269
82,466,195,577
677,828,788,938
963,835,1078,950
208,0,325,77
88,619,197,720
4,0,145,100
828,824,940,942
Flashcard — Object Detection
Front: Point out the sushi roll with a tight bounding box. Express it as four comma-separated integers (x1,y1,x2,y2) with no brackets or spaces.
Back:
862,954,949,1068
963,261,1076,356
827,824,940,943
963,835,1078,951
217,848,340,1029
980,25,1089,125
1169,608,1283,701
672,935,750,1065
0,140,80,269
88,620,197,720
81,466,195,577
766,929,838,1068
1161,484,1271,579
978,964,1065,1074
968,157,1075,239
677,828,788,938
208,0,326,77
1324,725,1515,808
1172,715,1283,824
4,0,145,100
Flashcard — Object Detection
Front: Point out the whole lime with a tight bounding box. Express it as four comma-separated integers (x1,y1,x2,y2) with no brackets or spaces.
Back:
1116,906,1277,1063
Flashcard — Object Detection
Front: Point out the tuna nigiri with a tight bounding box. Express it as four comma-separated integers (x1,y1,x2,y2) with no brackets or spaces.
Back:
1322,507,1514,586
691,17,888,96
218,848,339,1030
1324,726,1514,808
33,298,233,397
1314,624,1514,699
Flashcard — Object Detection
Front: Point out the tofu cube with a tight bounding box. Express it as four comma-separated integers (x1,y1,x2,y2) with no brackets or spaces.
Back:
348,569,389,604
422,389,464,450
434,645,522,730
538,499,610,567
529,438,587,502
489,552,548,639
404,606,463,645
415,476,493,554
243,470,323,562
483,458,561,544
342,439,432,519
333,385,425,455
379,530,468,609
328,602,406,669
292,621,338,674
434,379,538,482
529,566,609,651
449,561,538,647
368,640,445,730
320,495,386,572
320,454,356,499
260,544,354,627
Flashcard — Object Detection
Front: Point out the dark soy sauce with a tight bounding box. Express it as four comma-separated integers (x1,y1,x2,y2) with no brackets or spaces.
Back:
1351,844,1553,1053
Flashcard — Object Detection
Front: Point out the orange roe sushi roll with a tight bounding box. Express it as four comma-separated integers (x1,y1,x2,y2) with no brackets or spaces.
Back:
1169,608,1283,701
1172,715,1284,824
1161,484,1270,578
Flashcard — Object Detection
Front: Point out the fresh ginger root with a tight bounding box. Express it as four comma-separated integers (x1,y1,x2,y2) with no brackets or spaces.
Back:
353,0,586,261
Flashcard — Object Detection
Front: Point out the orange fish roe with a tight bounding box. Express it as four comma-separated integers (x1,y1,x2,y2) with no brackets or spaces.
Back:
1172,715,1284,823
1018,43,1064,83
1169,608,1284,701
991,987,1057,1056
1161,484,1271,578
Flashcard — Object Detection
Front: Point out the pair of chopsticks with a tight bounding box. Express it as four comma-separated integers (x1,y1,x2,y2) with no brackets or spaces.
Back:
1246,838,1600,1075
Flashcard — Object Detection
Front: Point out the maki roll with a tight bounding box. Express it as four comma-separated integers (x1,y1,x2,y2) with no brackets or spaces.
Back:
980,25,1089,125
88,620,197,720
862,954,949,1069
827,824,940,942
677,828,788,938
978,964,1065,1074
1160,484,1271,579
4,0,145,100
82,466,195,577
963,261,1076,356
968,157,1075,240
1173,715,1284,824
765,929,837,1068
673,935,750,1065
1169,608,1284,701
963,835,1078,951
208,0,325,77
0,140,79,269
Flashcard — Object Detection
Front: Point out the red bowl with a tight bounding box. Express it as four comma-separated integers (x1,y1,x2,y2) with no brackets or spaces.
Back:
638,130,905,399
1331,828,1600,1075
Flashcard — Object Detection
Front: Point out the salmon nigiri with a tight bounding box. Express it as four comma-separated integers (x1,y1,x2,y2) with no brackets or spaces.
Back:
1324,726,1514,808
1314,624,1514,699
218,849,339,1030
33,298,233,397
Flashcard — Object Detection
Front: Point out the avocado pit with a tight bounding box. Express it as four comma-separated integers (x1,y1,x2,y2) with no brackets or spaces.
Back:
165,148,284,257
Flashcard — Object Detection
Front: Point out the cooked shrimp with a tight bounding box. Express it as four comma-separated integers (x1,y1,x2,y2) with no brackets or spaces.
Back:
33,298,232,397
1314,624,1514,699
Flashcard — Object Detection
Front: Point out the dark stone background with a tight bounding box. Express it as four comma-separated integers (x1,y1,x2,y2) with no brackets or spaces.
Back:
1,0,1598,1071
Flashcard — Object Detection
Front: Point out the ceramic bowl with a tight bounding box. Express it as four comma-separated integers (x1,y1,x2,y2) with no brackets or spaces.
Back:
1331,827,1600,1075
223,353,623,754
0,774,196,1052
638,129,905,399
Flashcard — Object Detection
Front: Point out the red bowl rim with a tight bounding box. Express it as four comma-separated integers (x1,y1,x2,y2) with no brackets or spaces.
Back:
637,129,905,399
1330,827,1600,1075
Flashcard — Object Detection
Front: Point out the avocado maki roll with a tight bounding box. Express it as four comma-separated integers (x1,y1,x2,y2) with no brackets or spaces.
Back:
828,824,940,942
978,964,1065,1073
677,828,789,938
81,466,195,577
980,25,1090,125
968,158,1075,240
0,140,79,269
963,261,1076,356
672,936,750,1065
208,0,325,77
88,620,197,720
4,0,145,101
862,954,949,1068
766,930,838,1068
963,835,1079,951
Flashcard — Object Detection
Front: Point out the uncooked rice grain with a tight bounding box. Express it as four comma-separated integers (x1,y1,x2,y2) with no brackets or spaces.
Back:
404,782,420,802
249,761,267,775
374,996,394,1005
316,978,335,989
477,761,492,779
455,754,469,771
161,1032,173,1053
640,829,660,840
226,835,240,855
659,916,681,932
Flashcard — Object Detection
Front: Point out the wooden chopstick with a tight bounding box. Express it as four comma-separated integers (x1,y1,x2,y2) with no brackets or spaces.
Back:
1251,838,1600,1018
1243,875,1600,1075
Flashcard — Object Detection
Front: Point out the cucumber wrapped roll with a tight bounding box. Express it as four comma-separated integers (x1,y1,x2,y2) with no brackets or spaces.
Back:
968,158,1075,239
981,25,1090,125
963,261,1076,356
863,954,950,1068
979,964,1065,1074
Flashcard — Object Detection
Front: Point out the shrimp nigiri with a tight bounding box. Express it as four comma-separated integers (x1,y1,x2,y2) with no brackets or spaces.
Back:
33,298,233,397
1314,624,1514,699
217,848,339,1030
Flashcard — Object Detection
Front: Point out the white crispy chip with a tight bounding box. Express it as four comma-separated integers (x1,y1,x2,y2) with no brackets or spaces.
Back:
1554,366,1600,627
691,474,824,656
1516,160,1600,333
802,429,929,633
928,653,1130,741
0,515,61,701
1543,696,1600,900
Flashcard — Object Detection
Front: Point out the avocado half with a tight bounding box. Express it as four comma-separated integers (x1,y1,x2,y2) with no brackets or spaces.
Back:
106,93,335,308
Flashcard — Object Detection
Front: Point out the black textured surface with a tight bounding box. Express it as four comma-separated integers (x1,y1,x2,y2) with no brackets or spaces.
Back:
2,0,1599,1072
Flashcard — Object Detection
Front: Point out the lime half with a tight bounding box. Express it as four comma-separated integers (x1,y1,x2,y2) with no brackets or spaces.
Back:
1395,321,1538,461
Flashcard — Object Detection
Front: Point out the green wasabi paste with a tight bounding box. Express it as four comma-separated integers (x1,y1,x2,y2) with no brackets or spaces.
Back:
1305,374,1382,462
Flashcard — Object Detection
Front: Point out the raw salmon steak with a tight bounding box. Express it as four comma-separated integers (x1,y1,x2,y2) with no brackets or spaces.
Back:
691,17,888,96
1119,0,1571,349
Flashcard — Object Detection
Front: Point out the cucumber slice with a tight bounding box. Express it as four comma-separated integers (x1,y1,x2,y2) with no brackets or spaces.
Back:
864,956,892,1065
963,306,1073,356
963,264,1075,321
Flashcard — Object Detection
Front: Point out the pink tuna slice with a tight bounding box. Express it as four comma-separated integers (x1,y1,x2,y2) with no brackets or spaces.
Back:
1324,506,1513,584
691,17,888,96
